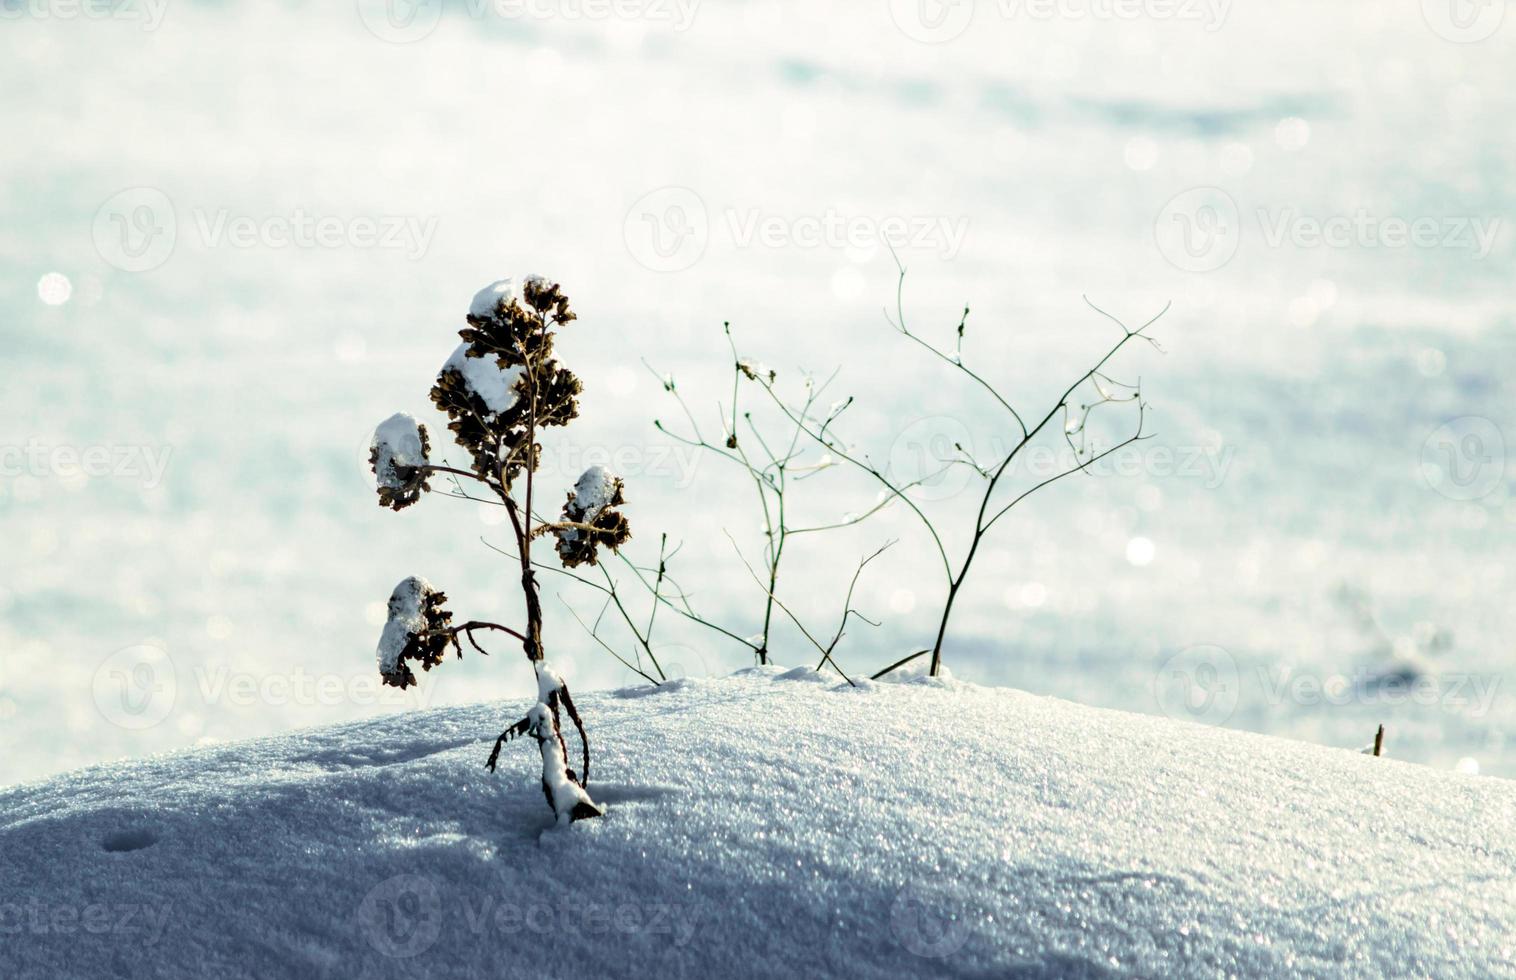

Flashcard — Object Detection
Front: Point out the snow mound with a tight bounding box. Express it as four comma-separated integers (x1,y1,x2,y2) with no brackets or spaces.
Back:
440,342,524,416
2,673,1512,978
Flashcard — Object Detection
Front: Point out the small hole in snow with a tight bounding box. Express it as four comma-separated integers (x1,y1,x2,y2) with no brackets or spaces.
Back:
102,829,157,853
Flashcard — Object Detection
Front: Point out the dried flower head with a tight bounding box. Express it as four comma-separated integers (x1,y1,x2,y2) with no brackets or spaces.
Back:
377,576,454,689
553,465,631,568
432,276,582,490
370,413,432,511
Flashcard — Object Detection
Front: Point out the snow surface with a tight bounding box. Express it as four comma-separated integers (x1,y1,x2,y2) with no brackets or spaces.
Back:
440,342,524,416
2,670,1512,978
376,576,434,677
468,278,516,320
370,412,426,492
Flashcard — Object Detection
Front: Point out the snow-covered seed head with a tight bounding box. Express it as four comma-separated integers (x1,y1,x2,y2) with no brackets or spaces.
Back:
370,413,432,511
433,276,583,490
439,344,526,418
552,465,631,568
376,576,454,689
468,278,518,321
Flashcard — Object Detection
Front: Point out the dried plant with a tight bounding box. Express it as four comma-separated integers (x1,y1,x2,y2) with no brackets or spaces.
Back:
368,275,627,825
624,265,1166,681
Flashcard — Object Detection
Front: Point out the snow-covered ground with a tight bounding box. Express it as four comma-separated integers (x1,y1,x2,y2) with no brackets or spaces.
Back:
2,669,1512,978
3,0,1514,786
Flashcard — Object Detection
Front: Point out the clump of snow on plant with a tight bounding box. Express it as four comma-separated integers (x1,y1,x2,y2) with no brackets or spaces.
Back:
535,661,565,702
441,343,524,416
468,277,516,319
558,465,620,544
527,701,602,827
370,413,427,491
376,575,435,677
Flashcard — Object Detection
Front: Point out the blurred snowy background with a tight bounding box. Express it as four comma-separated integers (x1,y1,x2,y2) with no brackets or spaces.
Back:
2,0,1512,785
